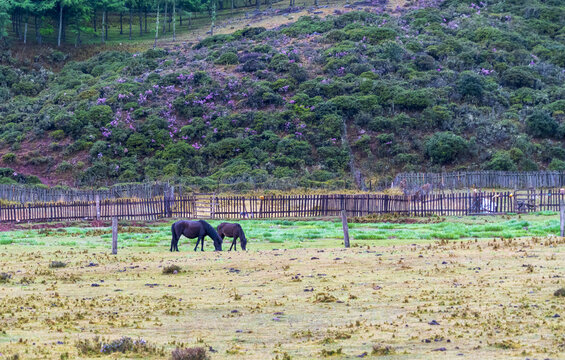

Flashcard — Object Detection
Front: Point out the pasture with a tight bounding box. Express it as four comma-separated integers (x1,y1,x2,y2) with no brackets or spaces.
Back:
0,214,563,359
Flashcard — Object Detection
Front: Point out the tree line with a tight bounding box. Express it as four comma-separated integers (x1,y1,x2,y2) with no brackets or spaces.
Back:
0,0,276,47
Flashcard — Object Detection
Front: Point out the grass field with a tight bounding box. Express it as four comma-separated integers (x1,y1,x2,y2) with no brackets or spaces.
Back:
0,214,564,359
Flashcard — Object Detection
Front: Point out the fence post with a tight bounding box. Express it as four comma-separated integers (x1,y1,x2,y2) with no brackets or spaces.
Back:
341,210,350,248
112,217,118,255
96,194,100,220
559,200,565,237
169,186,175,218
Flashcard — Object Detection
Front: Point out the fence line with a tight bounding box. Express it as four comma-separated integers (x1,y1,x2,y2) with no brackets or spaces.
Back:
0,183,171,203
394,171,565,190
2,190,564,223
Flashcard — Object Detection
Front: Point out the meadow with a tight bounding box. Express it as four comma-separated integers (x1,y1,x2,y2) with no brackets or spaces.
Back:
0,213,563,359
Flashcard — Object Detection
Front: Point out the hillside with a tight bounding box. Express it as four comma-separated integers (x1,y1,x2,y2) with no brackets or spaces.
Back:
0,0,564,191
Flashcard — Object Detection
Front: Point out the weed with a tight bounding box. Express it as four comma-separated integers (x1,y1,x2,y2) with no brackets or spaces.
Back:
554,288,565,297
313,292,337,303
171,347,209,360
0,272,11,283
320,348,342,356
372,344,395,355
273,352,292,360
163,265,182,274
493,340,521,349
49,261,67,268
76,336,163,355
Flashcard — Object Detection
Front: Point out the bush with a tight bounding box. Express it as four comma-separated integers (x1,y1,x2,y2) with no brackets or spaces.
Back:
526,110,558,138
548,159,565,171
163,264,182,274
49,261,67,268
171,347,209,360
457,71,484,99
50,130,65,141
0,272,11,283
12,81,40,96
215,52,239,65
425,132,467,165
2,153,16,164
76,336,161,355
501,67,537,88
394,89,435,110
485,151,517,171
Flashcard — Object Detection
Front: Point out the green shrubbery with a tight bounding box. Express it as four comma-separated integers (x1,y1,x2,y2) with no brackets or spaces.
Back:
0,1,563,189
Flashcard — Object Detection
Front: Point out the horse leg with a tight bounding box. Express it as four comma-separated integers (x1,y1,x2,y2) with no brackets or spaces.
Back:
194,238,199,252
201,236,205,251
233,235,239,251
229,238,235,251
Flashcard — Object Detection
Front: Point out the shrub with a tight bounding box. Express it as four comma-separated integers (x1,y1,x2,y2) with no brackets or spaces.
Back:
56,161,73,173
414,53,436,71
163,265,182,274
0,272,11,283
425,132,467,165
49,261,67,268
457,71,484,99
12,81,40,96
548,159,565,171
76,336,161,355
394,89,434,110
485,151,517,171
50,130,65,141
269,54,290,73
85,105,113,128
501,67,537,88
2,153,16,164
215,52,239,65
526,110,558,138
555,288,565,297
281,16,334,37
171,347,209,360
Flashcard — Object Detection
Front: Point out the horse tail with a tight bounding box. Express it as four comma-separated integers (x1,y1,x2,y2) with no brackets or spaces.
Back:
238,224,247,250
199,220,223,250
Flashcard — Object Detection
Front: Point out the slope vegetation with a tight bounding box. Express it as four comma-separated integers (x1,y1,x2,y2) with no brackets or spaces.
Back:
0,0,564,190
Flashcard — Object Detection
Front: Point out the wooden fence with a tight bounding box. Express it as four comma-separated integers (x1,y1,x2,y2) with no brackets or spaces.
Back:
393,171,565,190
0,183,171,203
2,190,565,223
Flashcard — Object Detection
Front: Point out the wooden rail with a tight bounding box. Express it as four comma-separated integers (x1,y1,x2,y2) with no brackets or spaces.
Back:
394,171,565,190
2,190,565,223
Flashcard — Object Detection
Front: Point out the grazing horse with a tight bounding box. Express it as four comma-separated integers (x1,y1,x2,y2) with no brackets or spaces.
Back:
170,220,223,252
217,222,247,251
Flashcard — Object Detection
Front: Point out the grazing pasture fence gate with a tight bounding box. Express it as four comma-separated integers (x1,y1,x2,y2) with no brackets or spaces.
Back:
1,189,565,223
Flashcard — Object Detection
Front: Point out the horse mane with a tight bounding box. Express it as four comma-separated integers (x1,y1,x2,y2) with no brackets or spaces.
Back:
237,224,247,245
199,220,223,245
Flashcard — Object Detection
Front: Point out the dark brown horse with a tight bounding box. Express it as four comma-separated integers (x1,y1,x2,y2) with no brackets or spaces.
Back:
217,223,247,251
170,220,223,252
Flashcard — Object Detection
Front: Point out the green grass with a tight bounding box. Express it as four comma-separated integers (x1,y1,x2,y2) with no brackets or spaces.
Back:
2,213,562,251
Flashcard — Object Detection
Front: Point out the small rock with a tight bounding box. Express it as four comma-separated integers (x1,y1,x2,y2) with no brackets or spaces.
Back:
428,320,440,325
91,283,100,287
311,257,319,260
433,347,447,351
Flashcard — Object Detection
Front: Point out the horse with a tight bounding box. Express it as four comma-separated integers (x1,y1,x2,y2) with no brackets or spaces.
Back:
170,220,223,252
217,222,247,251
